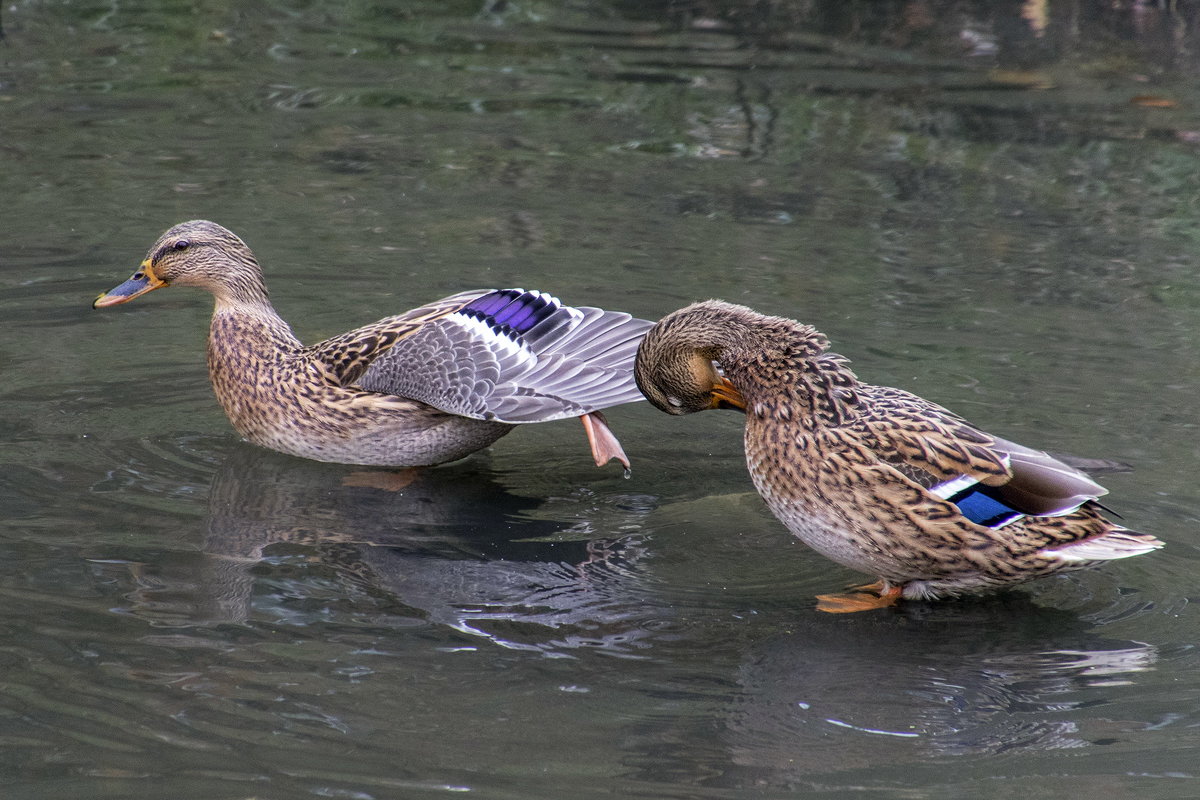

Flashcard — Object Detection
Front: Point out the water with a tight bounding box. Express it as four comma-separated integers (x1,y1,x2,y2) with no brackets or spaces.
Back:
4,1,1200,797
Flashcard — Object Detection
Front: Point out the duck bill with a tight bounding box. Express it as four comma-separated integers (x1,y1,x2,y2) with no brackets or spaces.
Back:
93,261,165,308
710,377,746,412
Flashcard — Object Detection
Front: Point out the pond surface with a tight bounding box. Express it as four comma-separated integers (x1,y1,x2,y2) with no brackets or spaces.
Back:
4,1,1200,797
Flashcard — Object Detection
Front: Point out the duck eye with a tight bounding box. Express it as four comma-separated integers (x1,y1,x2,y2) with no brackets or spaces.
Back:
173,239,190,251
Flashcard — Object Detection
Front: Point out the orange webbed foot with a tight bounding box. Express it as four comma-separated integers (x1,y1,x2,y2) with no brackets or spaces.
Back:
580,411,631,471
815,581,903,613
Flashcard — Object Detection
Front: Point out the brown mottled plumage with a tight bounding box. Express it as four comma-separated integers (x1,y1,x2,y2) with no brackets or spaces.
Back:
94,220,652,468
635,300,1163,611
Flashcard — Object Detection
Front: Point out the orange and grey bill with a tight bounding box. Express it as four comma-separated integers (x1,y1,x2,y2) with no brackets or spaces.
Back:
710,376,745,411
93,261,165,308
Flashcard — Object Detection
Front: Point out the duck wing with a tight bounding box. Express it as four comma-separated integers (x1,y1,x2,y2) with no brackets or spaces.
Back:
310,289,491,386
353,289,652,423
859,386,1107,527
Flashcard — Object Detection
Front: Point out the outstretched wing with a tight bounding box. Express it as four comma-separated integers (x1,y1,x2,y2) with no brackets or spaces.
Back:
354,289,653,423
859,385,1107,528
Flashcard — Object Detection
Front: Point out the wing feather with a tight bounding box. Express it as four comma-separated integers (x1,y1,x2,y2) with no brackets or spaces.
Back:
307,289,491,385
860,386,1107,524
354,289,652,423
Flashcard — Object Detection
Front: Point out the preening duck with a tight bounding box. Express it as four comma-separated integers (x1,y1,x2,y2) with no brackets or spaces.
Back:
634,300,1163,612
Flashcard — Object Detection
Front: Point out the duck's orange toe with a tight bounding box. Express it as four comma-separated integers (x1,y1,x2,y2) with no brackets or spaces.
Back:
815,582,903,613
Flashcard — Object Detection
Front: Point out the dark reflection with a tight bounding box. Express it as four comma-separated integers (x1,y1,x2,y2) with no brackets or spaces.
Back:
608,0,1200,72
717,596,1157,779
551,0,1200,162
162,445,664,656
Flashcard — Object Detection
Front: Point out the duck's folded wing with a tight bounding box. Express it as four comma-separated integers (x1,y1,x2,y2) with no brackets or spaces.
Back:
862,387,1107,527
862,387,1011,484
354,289,653,423
987,435,1108,514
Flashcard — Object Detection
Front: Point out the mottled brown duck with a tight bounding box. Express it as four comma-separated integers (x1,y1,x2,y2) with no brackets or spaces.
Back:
94,220,652,469
634,300,1163,612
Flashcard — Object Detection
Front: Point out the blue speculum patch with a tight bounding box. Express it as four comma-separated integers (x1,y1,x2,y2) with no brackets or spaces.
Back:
947,485,1023,528
464,290,557,335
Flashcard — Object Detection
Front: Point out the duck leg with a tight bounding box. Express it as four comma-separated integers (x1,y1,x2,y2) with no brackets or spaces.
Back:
580,411,630,470
815,581,903,613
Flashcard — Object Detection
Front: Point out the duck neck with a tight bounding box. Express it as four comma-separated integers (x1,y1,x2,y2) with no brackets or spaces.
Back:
204,293,307,444
206,292,305,393
205,257,272,307
716,320,860,429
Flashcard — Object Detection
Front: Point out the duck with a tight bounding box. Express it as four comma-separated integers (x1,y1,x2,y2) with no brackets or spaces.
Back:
93,220,653,469
634,300,1163,612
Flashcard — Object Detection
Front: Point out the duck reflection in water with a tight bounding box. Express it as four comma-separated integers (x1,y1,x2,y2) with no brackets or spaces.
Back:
719,597,1157,777
167,444,664,656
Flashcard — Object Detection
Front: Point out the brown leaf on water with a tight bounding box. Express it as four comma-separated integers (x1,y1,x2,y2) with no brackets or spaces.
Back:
1131,95,1177,108
988,69,1055,90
